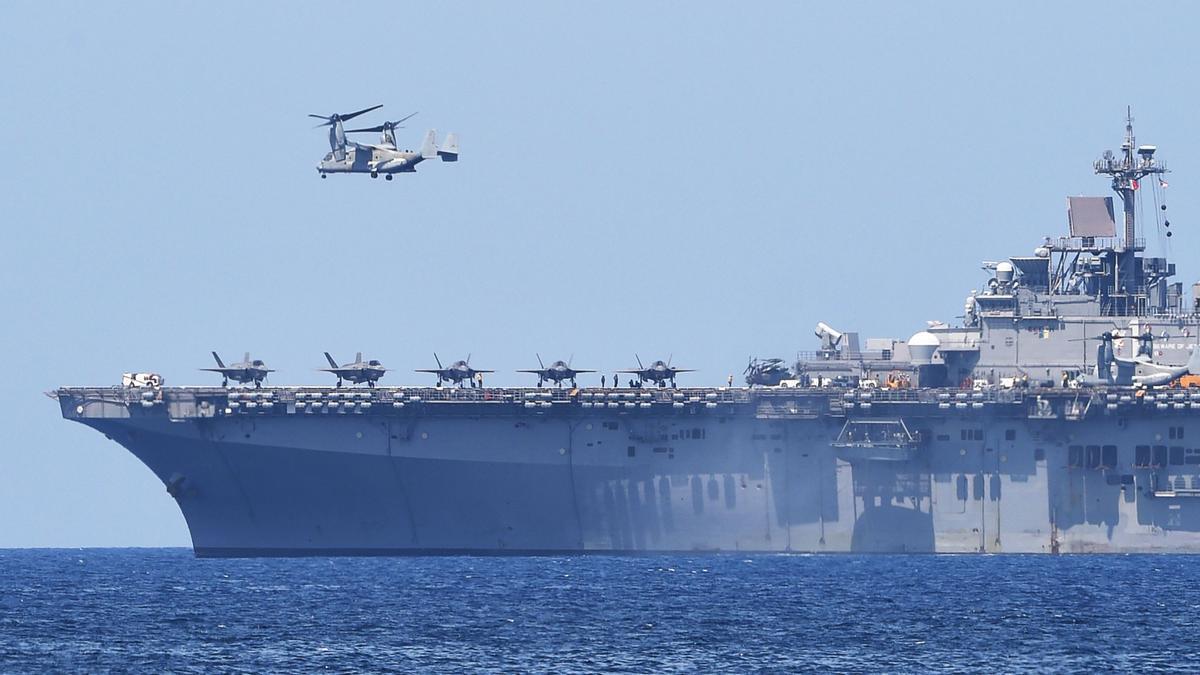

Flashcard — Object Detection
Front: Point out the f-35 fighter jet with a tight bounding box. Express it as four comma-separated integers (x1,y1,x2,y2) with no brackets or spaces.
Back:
517,355,595,387
201,352,274,388
618,355,694,388
321,352,387,388
416,354,493,388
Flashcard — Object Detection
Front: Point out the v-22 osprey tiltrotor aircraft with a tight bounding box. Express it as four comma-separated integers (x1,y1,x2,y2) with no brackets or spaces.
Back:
311,105,458,180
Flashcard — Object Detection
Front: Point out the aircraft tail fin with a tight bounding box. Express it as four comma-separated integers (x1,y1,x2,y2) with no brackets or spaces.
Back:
421,129,438,159
438,132,459,161
212,352,225,368
1187,345,1200,375
355,352,362,364
324,352,339,369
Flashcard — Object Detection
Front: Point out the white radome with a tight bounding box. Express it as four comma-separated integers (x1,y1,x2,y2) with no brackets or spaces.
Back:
907,331,941,365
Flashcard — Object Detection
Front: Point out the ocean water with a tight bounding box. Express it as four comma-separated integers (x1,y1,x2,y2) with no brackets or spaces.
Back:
1,550,1198,673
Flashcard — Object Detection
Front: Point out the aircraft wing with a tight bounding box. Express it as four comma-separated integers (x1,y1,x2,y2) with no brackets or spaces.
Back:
473,370,495,373
615,369,644,374
515,369,546,374
571,369,597,374
670,369,697,373
414,369,447,374
200,368,235,374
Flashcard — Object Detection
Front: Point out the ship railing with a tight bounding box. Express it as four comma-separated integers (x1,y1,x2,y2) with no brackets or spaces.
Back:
795,350,895,362
1052,236,1145,252
838,387,1027,405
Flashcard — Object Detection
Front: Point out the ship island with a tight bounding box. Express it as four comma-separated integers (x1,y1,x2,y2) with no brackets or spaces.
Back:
52,115,1200,555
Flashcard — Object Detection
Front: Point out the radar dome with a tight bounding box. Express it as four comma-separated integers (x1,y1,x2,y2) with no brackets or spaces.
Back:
907,331,940,366
995,261,1015,283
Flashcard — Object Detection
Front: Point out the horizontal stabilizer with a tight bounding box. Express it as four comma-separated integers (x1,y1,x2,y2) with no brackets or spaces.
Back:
438,132,459,161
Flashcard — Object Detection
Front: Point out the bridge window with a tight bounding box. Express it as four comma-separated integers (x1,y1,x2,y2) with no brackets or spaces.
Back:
1154,445,1168,467
1135,445,1152,467
1068,445,1083,467
1170,446,1185,466
1102,445,1118,468
1186,448,1200,466
1086,445,1101,469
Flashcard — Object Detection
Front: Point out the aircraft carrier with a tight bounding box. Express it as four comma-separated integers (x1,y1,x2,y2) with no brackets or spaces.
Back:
53,115,1200,555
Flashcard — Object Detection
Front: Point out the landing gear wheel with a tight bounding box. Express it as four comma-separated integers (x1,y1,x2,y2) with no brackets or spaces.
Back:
320,174,327,179
385,174,393,181
370,171,378,178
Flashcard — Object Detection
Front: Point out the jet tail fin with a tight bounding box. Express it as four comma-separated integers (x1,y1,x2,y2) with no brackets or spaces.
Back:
324,352,339,369
438,132,459,161
212,352,225,368
421,129,438,159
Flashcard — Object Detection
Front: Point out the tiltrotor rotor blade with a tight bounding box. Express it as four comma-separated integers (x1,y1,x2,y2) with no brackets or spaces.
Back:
340,104,383,122
346,113,418,135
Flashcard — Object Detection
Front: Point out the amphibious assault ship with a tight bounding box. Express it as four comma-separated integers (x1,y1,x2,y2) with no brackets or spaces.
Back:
54,116,1200,554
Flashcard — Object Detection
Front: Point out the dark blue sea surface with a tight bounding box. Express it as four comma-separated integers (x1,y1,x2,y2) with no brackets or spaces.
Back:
2,550,1198,673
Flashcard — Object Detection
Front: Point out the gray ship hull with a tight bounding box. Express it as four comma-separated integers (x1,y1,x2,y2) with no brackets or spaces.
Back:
58,386,1200,555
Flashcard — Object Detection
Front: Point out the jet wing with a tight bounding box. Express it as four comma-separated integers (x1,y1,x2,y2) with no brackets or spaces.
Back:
670,369,697,373
516,369,547,374
615,369,645,374
200,368,235,374
414,369,448,374
472,370,495,373
571,369,597,374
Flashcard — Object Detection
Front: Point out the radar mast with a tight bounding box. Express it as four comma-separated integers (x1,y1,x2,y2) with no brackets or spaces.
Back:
1094,108,1167,250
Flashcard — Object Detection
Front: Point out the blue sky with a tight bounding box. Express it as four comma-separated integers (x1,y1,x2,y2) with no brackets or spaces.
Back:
2,2,1198,546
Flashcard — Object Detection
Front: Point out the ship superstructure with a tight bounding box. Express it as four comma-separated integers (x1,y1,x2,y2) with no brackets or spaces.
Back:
53,115,1200,555
796,112,1195,390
